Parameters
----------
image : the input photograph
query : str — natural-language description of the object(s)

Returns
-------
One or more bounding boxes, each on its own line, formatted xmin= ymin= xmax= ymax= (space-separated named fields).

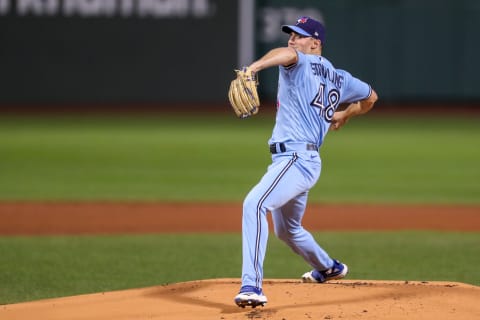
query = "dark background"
xmin=0 ymin=0 xmax=237 ymax=105
xmin=1 ymin=0 xmax=479 ymax=109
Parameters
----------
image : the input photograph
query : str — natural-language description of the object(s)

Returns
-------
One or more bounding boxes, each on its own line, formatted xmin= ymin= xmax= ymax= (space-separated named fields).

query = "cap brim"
xmin=281 ymin=25 xmax=312 ymax=37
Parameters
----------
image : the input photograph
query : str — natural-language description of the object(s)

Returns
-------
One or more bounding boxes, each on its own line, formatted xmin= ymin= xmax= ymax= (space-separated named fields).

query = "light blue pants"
xmin=241 ymin=149 xmax=334 ymax=289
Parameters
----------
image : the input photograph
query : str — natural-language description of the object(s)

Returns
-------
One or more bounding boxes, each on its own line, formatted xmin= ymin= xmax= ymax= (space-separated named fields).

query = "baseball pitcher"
xmin=228 ymin=16 xmax=378 ymax=308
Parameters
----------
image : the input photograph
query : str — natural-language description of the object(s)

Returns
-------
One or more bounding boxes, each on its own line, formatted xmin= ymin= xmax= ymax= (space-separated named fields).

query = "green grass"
xmin=0 ymin=113 xmax=479 ymax=304
xmin=0 ymin=114 xmax=271 ymax=201
xmin=0 ymin=113 xmax=479 ymax=204
xmin=316 ymin=115 xmax=480 ymax=203
xmin=0 ymin=231 xmax=478 ymax=304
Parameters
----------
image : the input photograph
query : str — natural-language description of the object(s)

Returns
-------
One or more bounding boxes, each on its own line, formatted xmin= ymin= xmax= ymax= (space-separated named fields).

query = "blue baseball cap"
xmin=282 ymin=16 xmax=325 ymax=44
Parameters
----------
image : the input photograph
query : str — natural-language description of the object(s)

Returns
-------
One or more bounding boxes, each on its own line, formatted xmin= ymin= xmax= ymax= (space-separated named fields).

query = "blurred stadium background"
xmin=1 ymin=0 xmax=479 ymax=109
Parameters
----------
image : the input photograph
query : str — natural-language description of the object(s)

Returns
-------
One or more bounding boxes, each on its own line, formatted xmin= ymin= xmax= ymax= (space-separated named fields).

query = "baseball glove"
xmin=228 ymin=67 xmax=260 ymax=118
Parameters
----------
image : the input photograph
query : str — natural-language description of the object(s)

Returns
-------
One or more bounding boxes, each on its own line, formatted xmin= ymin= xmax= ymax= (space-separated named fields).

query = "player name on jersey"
xmin=310 ymin=62 xmax=344 ymax=89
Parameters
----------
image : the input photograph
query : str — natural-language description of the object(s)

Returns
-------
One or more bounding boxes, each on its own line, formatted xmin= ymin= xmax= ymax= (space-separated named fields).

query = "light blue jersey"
xmin=239 ymin=51 xmax=373 ymax=294
xmin=234 ymin=15 xmax=378 ymax=308
xmin=270 ymin=51 xmax=372 ymax=148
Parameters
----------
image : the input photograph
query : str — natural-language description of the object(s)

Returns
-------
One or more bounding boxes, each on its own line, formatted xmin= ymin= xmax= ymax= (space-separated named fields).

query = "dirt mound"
xmin=1 ymin=202 xmax=479 ymax=319
xmin=2 ymin=279 xmax=479 ymax=320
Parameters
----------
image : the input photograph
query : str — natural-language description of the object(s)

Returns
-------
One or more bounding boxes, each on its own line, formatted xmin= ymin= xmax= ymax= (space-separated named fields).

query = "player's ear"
xmin=311 ymin=39 xmax=321 ymax=50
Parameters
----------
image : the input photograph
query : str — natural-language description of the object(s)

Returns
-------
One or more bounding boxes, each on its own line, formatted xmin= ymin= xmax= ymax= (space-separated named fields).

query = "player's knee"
xmin=242 ymin=194 xmax=264 ymax=214
xmin=274 ymin=225 xmax=291 ymax=242
xmin=274 ymin=226 xmax=302 ymax=243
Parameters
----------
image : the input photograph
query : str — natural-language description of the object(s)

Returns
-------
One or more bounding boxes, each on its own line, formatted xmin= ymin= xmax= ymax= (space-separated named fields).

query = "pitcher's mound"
xmin=2 ymin=279 xmax=479 ymax=319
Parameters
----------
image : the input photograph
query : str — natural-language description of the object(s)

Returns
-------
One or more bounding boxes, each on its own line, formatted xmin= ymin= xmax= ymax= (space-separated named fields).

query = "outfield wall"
xmin=0 ymin=0 xmax=479 ymax=107
xmin=256 ymin=0 xmax=480 ymax=102
xmin=0 ymin=0 xmax=239 ymax=105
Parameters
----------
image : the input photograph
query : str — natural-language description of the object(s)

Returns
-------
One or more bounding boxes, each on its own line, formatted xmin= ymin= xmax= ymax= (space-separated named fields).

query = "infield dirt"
xmin=0 ymin=202 xmax=479 ymax=319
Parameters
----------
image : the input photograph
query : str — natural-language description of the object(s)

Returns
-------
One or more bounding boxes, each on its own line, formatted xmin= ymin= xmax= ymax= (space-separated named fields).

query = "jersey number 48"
xmin=310 ymin=84 xmax=340 ymax=122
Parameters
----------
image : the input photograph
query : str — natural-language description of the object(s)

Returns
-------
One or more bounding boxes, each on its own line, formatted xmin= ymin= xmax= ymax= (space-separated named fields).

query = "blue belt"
xmin=269 ymin=143 xmax=318 ymax=154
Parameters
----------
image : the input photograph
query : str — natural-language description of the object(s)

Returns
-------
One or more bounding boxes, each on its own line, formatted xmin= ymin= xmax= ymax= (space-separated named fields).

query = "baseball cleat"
xmin=234 ymin=285 xmax=268 ymax=308
xmin=302 ymin=259 xmax=348 ymax=283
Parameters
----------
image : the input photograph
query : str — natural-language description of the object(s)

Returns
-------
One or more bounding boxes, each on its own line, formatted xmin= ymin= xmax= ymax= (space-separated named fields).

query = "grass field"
xmin=0 ymin=112 xmax=479 ymax=304
xmin=0 ymin=113 xmax=478 ymax=203
xmin=0 ymin=231 xmax=479 ymax=304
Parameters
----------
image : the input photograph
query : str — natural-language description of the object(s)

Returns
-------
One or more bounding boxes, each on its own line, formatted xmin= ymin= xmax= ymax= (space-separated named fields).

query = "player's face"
xmin=287 ymin=32 xmax=320 ymax=54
